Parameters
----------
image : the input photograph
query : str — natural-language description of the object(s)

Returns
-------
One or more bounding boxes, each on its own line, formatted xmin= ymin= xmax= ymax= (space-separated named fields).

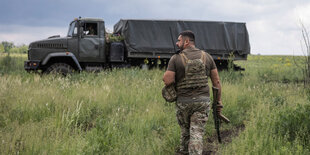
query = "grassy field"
xmin=0 ymin=53 xmax=309 ymax=154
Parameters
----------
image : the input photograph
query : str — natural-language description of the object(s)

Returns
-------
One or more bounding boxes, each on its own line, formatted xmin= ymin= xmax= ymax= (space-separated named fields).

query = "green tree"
xmin=1 ymin=41 xmax=14 ymax=56
xmin=19 ymin=44 xmax=28 ymax=53
xmin=9 ymin=44 xmax=28 ymax=54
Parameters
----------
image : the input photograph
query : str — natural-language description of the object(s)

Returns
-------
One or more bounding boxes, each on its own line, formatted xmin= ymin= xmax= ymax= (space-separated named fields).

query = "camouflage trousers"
xmin=175 ymin=96 xmax=210 ymax=155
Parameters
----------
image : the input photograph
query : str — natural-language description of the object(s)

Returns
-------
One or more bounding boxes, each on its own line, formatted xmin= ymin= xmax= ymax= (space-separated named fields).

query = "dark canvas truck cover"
xmin=114 ymin=19 xmax=250 ymax=60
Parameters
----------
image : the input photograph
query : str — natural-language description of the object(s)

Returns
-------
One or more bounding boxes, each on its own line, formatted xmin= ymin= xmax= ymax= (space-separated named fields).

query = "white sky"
xmin=0 ymin=0 xmax=310 ymax=55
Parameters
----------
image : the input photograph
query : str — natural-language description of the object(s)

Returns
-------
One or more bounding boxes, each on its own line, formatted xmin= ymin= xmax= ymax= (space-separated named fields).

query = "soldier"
xmin=87 ymin=24 xmax=96 ymax=35
xmin=163 ymin=30 xmax=223 ymax=155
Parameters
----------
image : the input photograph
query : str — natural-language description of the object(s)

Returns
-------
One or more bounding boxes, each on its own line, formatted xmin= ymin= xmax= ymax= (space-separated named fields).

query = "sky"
xmin=0 ymin=0 xmax=310 ymax=55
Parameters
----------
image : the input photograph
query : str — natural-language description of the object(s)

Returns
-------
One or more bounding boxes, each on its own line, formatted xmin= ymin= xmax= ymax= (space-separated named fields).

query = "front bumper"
xmin=24 ymin=60 xmax=41 ymax=70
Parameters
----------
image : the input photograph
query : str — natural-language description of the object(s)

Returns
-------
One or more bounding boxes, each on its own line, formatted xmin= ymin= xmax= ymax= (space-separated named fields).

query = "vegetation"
xmin=0 ymin=41 xmax=28 ymax=54
xmin=106 ymin=34 xmax=125 ymax=43
xmin=0 ymin=54 xmax=309 ymax=154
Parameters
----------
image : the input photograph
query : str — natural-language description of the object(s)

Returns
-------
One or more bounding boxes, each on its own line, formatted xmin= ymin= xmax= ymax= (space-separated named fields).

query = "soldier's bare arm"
xmin=210 ymin=68 xmax=222 ymax=102
xmin=163 ymin=71 xmax=175 ymax=86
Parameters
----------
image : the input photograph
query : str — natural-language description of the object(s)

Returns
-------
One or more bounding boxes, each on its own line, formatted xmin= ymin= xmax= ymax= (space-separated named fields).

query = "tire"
xmin=44 ymin=63 xmax=74 ymax=76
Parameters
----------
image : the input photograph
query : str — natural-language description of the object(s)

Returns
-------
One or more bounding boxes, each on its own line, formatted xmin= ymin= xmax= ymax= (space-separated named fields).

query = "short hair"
xmin=179 ymin=30 xmax=195 ymax=42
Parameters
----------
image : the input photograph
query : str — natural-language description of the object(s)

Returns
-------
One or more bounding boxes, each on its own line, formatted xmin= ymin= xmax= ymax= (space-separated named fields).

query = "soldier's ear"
xmin=184 ymin=38 xmax=190 ymax=44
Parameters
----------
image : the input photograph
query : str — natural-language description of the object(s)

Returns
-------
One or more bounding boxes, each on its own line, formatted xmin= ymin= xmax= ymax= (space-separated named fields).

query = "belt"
xmin=177 ymin=96 xmax=210 ymax=103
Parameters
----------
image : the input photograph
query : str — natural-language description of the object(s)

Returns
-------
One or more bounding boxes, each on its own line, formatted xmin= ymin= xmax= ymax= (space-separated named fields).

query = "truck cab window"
xmin=73 ymin=27 xmax=77 ymax=35
xmin=84 ymin=23 xmax=98 ymax=36
xmin=67 ymin=21 xmax=77 ymax=37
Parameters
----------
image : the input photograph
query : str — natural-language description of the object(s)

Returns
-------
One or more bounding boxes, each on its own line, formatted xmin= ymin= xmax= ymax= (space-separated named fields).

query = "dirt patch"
xmin=203 ymin=124 xmax=245 ymax=155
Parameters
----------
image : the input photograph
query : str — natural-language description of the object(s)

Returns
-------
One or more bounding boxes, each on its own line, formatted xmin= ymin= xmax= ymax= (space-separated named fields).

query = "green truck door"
xmin=79 ymin=22 xmax=100 ymax=60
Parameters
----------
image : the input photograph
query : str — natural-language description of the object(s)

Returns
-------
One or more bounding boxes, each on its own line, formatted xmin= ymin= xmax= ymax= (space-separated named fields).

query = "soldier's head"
xmin=176 ymin=30 xmax=195 ymax=50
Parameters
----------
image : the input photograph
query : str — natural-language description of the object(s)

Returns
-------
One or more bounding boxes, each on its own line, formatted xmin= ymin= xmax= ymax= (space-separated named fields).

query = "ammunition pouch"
xmin=162 ymin=84 xmax=177 ymax=102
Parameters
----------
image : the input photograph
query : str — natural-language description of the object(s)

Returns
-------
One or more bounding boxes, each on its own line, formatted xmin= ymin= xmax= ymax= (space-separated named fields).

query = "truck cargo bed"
xmin=114 ymin=19 xmax=250 ymax=60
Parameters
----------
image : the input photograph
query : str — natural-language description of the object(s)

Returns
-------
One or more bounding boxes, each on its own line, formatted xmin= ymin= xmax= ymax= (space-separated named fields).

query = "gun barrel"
xmin=212 ymin=87 xmax=221 ymax=143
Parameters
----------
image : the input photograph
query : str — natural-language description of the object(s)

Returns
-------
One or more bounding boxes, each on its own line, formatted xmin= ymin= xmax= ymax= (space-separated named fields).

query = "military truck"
xmin=24 ymin=17 xmax=250 ymax=74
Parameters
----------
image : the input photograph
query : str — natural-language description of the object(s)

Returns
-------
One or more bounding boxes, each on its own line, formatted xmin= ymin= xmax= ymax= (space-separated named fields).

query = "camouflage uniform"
xmin=167 ymin=47 xmax=216 ymax=155
xmin=176 ymin=96 xmax=210 ymax=155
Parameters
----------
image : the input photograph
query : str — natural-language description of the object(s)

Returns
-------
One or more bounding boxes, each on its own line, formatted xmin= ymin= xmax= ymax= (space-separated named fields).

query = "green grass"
xmin=0 ymin=54 xmax=309 ymax=154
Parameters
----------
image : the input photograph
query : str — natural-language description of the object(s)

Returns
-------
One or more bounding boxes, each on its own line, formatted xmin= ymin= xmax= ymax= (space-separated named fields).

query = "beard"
xmin=177 ymin=42 xmax=184 ymax=51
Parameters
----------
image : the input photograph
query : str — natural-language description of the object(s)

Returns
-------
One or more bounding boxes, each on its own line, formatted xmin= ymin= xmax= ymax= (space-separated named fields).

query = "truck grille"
xmin=37 ymin=43 xmax=64 ymax=49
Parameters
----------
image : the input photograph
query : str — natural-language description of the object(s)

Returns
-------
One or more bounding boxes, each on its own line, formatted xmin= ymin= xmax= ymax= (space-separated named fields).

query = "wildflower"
xmin=272 ymin=64 xmax=279 ymax=68
xmin=285 ymin=63 xmax=291 ymax=67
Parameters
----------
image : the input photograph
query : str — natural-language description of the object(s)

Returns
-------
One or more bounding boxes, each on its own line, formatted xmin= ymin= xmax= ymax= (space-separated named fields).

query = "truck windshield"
xmin=67 ymin=21 xmax=77 ymax=37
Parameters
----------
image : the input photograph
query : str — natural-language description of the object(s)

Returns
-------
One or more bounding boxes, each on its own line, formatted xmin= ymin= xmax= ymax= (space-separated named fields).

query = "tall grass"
xmin=220 ymin=55 xmax=310 ymax=154
xmin=0 ymin=53 xmax=26 ymax=74
xmin=0 ymin=54 xmax=309 ymax=154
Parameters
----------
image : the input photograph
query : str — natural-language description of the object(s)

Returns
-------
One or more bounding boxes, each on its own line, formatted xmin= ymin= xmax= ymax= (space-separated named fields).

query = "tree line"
xmin=0 ymin=41 xmax=28 ymax=54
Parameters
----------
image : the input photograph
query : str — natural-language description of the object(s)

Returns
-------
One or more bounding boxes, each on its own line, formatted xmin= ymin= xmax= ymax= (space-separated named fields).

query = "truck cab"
xmin=68 ymin=18 xmax=106 ymax=63
xmin=25 ymin=17 xmax=107 ymax=74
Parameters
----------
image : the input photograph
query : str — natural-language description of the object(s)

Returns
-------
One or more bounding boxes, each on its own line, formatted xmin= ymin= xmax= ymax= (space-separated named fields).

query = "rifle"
xmin=212 ymin=86 xmax=230 ymax=143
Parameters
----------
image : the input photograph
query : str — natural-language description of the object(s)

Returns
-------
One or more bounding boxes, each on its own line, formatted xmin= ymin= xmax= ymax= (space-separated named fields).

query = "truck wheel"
xmin=44 ymin=63 xmax=74 ymax=75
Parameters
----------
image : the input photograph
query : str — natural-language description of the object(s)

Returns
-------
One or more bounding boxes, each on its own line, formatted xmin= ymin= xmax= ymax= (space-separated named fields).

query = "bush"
xmin=0 ymin=54 xmax=26 ymax=74
xmin=274 ymin=104 xmax=310 ymax=147
xmin=9 ymin=45 xmax=28 ymax=54
xmin=219 ymin=70 xmax=243 ymax=83
xmin=0 ymin=55 xmax=16 ymax=73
